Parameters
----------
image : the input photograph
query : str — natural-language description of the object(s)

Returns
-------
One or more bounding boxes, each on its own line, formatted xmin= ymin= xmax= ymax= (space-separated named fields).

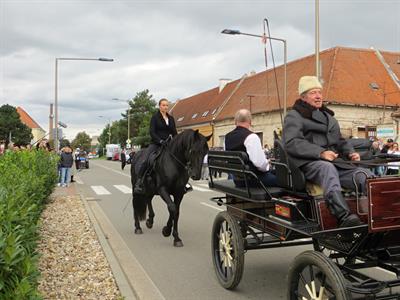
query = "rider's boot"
xmin=326 ymin=191 xmax=362 ymax=228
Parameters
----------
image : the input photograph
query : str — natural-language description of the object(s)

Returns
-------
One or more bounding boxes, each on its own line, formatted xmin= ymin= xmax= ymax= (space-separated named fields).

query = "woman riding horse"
xmin=134 ymin=98 xmax=177 ymax=193
xmin=131 ymin=129 xmax=211 ymax=246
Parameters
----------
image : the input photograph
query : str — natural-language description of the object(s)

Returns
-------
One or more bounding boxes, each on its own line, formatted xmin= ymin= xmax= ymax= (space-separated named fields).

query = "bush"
xmin=0 ymin=150 xmax=58 ymax=299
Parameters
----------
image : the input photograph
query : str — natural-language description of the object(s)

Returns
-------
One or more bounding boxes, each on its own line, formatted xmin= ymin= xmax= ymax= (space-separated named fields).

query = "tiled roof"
xmin=214 ymin=46 xmax=400 ymax=121
xmin=170 ymin=77 xmax=244 ymax=127
xmin=17 ymin=107 xmax=43 ymax=130
xmin=172 ymin=46 xmax=400 ymax=126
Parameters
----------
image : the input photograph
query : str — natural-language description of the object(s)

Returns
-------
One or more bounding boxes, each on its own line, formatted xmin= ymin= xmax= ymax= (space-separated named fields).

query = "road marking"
xmin=114 ymin=185 xmax=132 ymax=194
xmin=193 ymin=185 xmax=210 ymax=192
xmin=91 ymin=161 xmax=131 ymax=178
xmin=200 ymin=202 xmax=223 ymax=211
xmin=197 ymin=183 xmax=210 ymax=188
xmin=91 ymin=185 xmax=111 ymax=195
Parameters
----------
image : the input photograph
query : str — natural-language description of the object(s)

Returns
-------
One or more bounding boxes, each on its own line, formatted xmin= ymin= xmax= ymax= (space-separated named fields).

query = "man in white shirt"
xmin=225 ymin=109 xmax=277 ymax=187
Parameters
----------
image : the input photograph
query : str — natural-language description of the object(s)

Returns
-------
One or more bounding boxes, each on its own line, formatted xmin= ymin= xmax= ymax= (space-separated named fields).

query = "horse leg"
xmin=132 ymin=197 xmax=143 ymax=234
xmin=172 ymin=193 xmax=184 ymax=247
xmin=146 ymin=198 xmax=155 ymax=229
xmin=158 ymin=187 xmax=175 ymax=238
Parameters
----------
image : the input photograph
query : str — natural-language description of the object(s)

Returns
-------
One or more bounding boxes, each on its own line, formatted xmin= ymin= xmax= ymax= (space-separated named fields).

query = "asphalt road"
xmin=74 ymin=158 xmax=316 ymax=300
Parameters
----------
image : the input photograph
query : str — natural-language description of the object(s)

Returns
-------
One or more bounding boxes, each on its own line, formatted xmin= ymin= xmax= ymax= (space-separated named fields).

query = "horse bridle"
xmin=163 ymin=144 xmax=192 ymax=173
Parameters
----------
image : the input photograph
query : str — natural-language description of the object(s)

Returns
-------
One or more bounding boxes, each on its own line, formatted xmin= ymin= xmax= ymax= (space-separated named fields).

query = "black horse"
xmin=130 ymin=129 xmax=211 ymax=247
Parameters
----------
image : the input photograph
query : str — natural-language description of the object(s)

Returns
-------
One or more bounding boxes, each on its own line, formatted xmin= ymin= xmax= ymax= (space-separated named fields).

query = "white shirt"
xmin=244 ymin=133 xmax=270 ymax=172
xmin=224 ymin=133 xmax=270 ymax=172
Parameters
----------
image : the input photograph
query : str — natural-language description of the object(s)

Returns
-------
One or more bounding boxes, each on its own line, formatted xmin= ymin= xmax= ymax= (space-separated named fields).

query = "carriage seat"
xmin=273 ymin=135 xmax=370 ymax=197
xmin=207 ymin=150 xmax=285 ymax=201
xmin=210 ymin=179 xmax=285 ymax=201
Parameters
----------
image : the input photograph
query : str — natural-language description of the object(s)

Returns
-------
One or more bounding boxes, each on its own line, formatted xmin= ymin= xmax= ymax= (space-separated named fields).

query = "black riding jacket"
xmin=150 ymin=110 xmax=177 ymax=145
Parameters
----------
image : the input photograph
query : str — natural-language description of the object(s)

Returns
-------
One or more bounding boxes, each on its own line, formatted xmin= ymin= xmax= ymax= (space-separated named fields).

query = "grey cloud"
xmin=1 ymin=0 xmax=399 ymax=140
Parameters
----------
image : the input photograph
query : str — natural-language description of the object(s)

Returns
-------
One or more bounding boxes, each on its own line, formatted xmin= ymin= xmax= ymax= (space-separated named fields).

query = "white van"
xmin=106 ymin=144 xmax=120 ymax=160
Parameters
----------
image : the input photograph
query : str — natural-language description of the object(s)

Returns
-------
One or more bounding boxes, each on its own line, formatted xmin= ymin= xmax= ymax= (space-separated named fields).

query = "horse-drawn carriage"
xmin=207 ymin=140 xmax=400 ymax=299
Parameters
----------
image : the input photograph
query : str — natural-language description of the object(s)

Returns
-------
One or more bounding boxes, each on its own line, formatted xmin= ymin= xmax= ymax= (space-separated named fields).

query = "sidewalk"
xmin=37 ymin=183 xmax=134 ymax=299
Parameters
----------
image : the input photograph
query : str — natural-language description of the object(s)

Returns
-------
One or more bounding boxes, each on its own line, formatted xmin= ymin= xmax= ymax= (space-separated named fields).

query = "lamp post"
xmin=98 ymin=116 xmax=112 ymax=144
xmin=369 ymin=83 xmax=400 ymax=123
xmin=221 ymin=23 xmax=287 ymax=118
xmin=54 ymin=57 xmax=113 ymax=152
xmin=112 ymin=98 xmax=132 ymax=143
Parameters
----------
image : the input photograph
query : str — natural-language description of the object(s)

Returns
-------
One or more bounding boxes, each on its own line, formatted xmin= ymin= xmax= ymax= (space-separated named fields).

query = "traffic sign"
xmin=126 ymin=139 xmax=131 ymax=144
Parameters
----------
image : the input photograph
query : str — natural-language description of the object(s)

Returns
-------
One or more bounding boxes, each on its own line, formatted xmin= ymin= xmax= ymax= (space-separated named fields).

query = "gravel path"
xmin=37 ymin=194 xmax=122 ymax=299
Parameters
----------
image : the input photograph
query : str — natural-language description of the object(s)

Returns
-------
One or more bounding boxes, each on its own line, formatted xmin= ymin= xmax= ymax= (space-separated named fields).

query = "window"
xmin=192 ymin=113 xmax=198 ymax=119
xmin=177 ymin=117 xmax=184 ymax=122
xmin=202 ymin=110 xmax=209 ymax=117
xmin=211 ymin=108 xmax=218 ymax=115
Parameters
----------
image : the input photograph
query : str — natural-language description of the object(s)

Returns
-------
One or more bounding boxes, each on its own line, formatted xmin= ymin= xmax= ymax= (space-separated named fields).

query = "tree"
xmin=0 ymin=104 xmax=33 ymax=145
xmin=128 ymin=90 xmax=157 ymax=147
xmin=59 ymin=138 xmax=71 ymax=148
xmin=71 ymin=132 xmax=91 ymax=152
xmin=97 ymin=89 xmax=157 ymax=149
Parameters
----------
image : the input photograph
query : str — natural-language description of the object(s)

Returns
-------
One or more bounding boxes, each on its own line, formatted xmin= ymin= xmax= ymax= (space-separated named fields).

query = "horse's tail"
xmin=133 ymin=195 xmax=147 ymax=221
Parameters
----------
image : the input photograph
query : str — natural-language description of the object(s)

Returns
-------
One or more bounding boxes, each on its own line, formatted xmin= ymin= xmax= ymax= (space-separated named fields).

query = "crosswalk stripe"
xmin=91 ymin=185 xmax=111 ymax=195
xmin=197 ymin=183 xmax=209 ymax=188
xmin=192 ymin=185 xmax=210 ymax=192
xmin=113 ymin=185 xmax=132 ymax=194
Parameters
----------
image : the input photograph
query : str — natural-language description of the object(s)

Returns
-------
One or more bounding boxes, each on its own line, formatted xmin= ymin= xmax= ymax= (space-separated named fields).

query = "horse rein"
xmin=162 ymin=142 xmax=191 ymax=172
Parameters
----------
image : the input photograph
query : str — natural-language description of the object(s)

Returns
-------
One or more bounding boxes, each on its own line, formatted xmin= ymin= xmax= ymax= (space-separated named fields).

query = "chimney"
xmin=219 ymin=78 xmax=232 ymax=93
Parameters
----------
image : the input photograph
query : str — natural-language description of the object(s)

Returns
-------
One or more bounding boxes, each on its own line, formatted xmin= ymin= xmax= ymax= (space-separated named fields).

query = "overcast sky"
xmin=1 ymin=0 xmax=399 ymax=140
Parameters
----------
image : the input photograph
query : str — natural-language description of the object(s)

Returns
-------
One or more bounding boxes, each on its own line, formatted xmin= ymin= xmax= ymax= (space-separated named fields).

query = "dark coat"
xmin=150 ymin=110 xmax=177 ymax=145
xmin=60 ymin=152 xmax=74 ymax=168
xmin=283 ymin=99 xmax=355 ymax=169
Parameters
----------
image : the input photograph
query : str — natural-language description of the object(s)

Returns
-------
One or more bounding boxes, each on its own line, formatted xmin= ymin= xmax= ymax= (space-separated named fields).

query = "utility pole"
xmin=315 ymin=0 xmax=320 ymax=79
xmin=49 ymin=103 xmax=54 ymax=143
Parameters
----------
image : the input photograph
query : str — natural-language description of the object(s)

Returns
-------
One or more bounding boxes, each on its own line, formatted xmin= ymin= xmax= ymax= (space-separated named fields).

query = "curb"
xmin=79 ymin=192 xmax=165 ymax=300
xmin=80 ymin=193 xmax=137 ymax=300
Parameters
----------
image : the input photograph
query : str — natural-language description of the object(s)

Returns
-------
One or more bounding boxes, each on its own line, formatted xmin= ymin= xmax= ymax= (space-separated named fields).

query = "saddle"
xmin=134 ymin=146 xmax=164 ymax=194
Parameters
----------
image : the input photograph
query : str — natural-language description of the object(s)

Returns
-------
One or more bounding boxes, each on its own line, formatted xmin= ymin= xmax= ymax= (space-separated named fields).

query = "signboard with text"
xmin=376 ymin=125 xmax=395 ymax=138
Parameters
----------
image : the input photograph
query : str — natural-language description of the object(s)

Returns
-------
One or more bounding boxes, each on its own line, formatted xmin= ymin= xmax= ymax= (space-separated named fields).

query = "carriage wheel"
xmin=287 ymin=250 xmax=351 ymax=300
xmin=211 ymin=211 xmax=244 ymax=290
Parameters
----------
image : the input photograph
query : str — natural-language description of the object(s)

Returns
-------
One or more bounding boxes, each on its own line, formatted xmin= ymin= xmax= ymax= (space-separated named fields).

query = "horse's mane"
xmin=169 ymin=130 xmax=195 ymax=154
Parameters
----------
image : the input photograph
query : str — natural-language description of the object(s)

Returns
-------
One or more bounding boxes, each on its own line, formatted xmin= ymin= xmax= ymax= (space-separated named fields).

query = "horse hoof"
xmin=146 ymin=220 xmax=153 ymax=229
xmin=162 ymin=226 xmax=171 ymax=237
xmin=174 ymin=240 xmax=184 ymax=247
xmin=135 ymin=228 xmax=143 ymax=234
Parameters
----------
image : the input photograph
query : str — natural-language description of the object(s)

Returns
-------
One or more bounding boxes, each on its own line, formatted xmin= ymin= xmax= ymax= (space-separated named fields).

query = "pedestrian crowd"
xmin=0 ymin=138 xmax=89 ymax=187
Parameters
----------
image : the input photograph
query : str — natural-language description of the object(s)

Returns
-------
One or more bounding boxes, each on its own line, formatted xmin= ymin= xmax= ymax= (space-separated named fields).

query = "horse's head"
xmin=186 ymin=130 xmax=211 ymax=180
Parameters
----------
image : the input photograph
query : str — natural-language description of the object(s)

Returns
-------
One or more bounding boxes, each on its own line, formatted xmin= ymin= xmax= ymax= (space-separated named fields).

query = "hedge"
xmin=0 ymin=150 xmax=58 ymax=299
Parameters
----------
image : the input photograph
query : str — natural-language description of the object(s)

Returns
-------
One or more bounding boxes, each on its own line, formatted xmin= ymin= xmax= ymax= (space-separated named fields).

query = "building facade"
xmin=172 ymin=47 xmax=400 ymax=147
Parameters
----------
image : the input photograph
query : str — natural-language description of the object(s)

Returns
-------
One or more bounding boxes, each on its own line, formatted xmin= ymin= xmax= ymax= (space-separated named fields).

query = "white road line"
xmin=200 ymin=202 xmax=223 ymax=211
xmin=193 ymin=185 xmax=210 ymax=192
xmin=114 ymin=185 xmax=132 ymax=194
xmin=91 ymin=161 xmax=131 ymax=178
xmin=91 ymin=185 xmax=111 ymax=195
xmin=197 ymin=183 xmax=210 ymax=188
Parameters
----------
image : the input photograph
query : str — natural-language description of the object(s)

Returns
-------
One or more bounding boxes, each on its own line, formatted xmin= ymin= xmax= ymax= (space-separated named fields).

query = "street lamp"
xmin=98 ymin=116 xmax=112 ymax=144
xmin=112 ymin=98 xmax=132 ymax=144
xmin=369 ymin=83 xmax=400 ymax=123
xmin=54 ymin=57 xmax=114 ymax=152
xmin=222 ymin=19 xmax=287 ymax=120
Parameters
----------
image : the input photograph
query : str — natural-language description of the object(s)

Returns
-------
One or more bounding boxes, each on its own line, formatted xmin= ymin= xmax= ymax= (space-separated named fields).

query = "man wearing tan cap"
xmin=282 ymin=76 xmax=373 ymax=228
